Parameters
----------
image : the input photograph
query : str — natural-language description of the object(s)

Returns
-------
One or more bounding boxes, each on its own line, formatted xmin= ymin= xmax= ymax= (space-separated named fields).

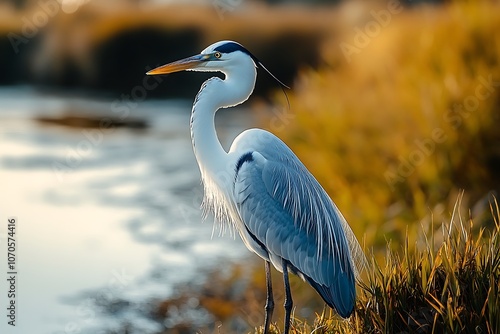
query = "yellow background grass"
xmin=265 ymin=0 xmax=500 ymax=252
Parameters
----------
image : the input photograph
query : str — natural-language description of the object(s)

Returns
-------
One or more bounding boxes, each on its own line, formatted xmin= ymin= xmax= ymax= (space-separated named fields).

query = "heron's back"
xmin=230 ymin=128 xmax=363 ymax=317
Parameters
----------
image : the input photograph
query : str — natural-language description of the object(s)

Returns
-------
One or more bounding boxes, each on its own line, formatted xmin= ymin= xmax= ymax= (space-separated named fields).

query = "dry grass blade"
xmin=257 ymin=196 xmax=500 ymax=334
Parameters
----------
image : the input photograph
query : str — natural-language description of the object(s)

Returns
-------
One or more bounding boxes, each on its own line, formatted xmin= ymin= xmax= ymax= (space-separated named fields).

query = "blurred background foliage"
xmin=268 ymin=0 xmax=500 ymax=252
xmin=2 ymin=0 xmax=499 ymax=331
xmin=1 ymin=0 xmax=330 ymax=97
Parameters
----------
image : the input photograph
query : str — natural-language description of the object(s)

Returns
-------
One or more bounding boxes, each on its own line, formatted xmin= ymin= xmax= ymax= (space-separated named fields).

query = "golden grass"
xmin=267 ymin=0 xmax=500 ymax=252
xmin=253 ymin=196 xmax=500 ymax=333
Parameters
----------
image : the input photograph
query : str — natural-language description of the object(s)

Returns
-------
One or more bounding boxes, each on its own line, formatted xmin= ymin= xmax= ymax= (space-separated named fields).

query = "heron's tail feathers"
xmin=304 ymin=274 xmax=355 ymax=318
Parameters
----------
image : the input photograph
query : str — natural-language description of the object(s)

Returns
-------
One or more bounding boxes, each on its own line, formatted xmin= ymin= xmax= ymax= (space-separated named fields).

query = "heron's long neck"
xmin=190 ymin=67 xmax=256 ymax=179
xmin=190 ymin=78 xmax=227 ymax=176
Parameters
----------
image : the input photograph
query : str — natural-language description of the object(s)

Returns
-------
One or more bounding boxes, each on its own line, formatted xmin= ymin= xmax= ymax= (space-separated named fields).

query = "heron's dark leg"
xmin=263 ymin=260 xmax=274 ymax=334
xmin=282 ymin=259 xmax=293 ymax=334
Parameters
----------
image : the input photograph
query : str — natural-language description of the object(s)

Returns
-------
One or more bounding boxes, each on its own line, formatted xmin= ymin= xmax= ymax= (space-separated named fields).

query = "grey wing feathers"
xmin=232 ymin=130 xmax=363 ymax=317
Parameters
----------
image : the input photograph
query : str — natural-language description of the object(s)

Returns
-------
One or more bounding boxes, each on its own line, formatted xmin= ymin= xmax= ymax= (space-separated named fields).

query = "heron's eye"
xmin=214 ymin=52 xmax=222 ymax=59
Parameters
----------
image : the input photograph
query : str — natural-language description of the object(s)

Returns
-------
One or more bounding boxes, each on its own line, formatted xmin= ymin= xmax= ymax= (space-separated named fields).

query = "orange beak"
xmin=146 ymin=54 xmax=207 ymax=75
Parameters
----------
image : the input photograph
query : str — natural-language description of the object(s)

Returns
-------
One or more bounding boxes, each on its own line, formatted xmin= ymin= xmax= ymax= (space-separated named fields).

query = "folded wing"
xmin=232 ymin=129 xmax=364 ymax=317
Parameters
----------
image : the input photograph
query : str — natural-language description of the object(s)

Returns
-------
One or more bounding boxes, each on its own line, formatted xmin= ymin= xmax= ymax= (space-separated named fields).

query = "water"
xmin=0 ymin=87 xmax=253 ymax=333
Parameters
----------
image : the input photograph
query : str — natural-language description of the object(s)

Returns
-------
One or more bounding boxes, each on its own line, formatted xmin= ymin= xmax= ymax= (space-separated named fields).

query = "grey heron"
xmin=147 ymin=40 xmax=364 ymax=333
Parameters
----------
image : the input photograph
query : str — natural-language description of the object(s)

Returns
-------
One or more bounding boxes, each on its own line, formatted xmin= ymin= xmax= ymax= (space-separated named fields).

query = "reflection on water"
xmin=0 ymin=87 xmax=253 ymax=334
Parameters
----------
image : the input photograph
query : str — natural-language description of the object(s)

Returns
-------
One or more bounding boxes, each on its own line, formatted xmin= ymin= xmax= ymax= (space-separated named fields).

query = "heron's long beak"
xmin=146 ymin=54 xmax=207 ymax=75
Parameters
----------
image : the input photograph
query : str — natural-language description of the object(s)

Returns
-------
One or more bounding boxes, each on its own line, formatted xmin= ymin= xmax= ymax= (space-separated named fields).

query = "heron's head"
xmin=146 ymin=40 xmax=258 ymax=75
xmin=146 ymin=40 xmax=288 ymax=88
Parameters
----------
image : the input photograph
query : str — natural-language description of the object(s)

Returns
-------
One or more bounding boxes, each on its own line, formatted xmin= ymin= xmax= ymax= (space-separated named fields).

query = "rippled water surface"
xmin=0 ymin=87 xmax=254 ymax=333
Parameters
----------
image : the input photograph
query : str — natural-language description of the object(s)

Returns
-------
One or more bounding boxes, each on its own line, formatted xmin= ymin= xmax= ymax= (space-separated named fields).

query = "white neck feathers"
xmin=189 ymin=58 xmax=257 ymax=176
